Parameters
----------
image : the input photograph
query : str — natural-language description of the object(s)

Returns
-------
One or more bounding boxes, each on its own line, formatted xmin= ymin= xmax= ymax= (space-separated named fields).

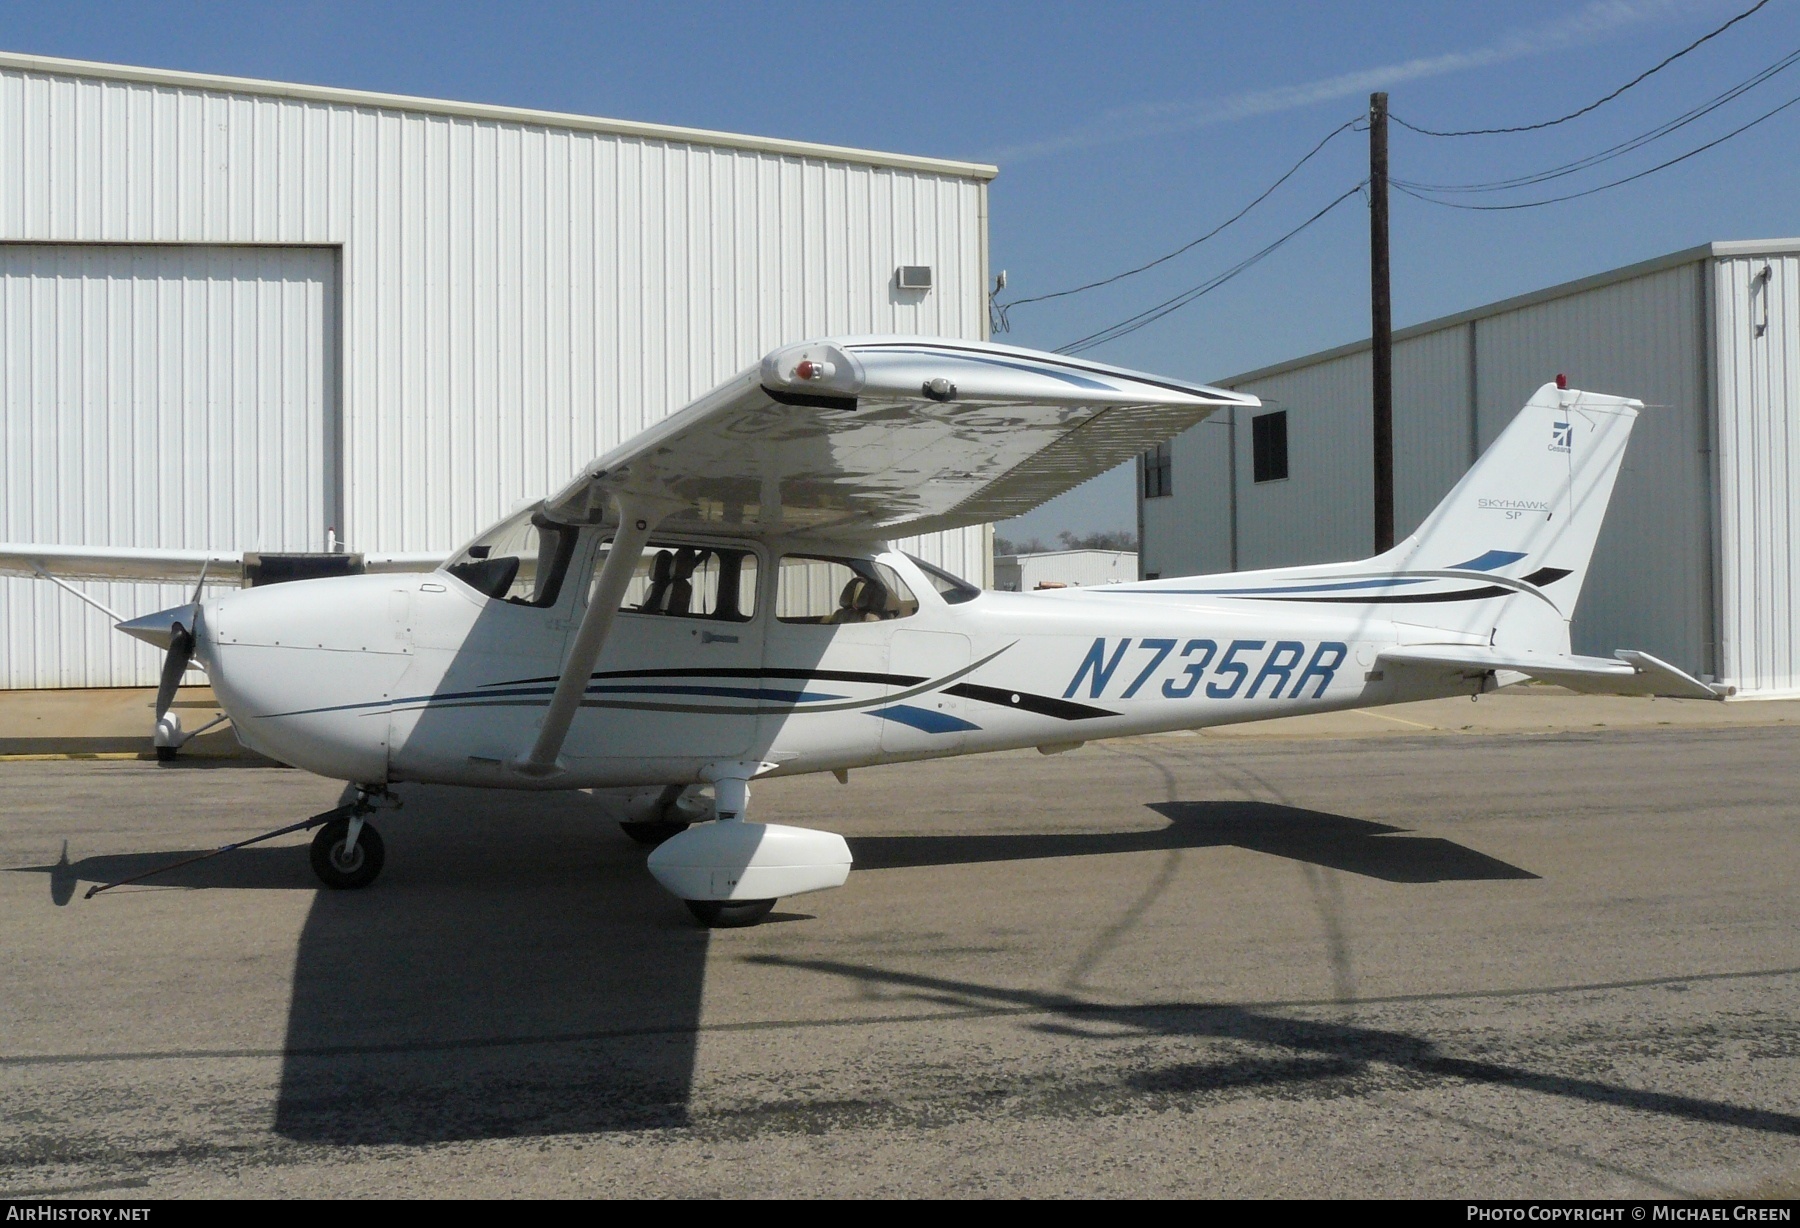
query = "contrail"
xmin=986 ymin=0 xmax=1708 ymax=164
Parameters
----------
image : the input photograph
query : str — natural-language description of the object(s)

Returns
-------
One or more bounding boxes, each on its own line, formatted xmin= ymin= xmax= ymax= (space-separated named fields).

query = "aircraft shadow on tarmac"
xmin=17 ymin=792 xmax=1529 ymax=1145
xmin=746 ymin=957 xmax=1800 ymax=1143
xmin=20 ymin=785 xmax=715 ymax=1144
xmin=847 ymin=800 xmax=1538 ymax=883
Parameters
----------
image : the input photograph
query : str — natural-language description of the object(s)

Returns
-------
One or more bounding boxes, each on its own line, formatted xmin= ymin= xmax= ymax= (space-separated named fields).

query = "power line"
xmin=1392 ymin=0 xmax=1772 ymax=137
xmin=1056 ymin=182 xmax=1367 ymax=355
xmin=1392 ymin=87 xmax=1800 ymax=210
xmin=1394 ymin=44 xmax=1800 ymax=193
xmin=997 ymin=117 xmax=1360 ymax=324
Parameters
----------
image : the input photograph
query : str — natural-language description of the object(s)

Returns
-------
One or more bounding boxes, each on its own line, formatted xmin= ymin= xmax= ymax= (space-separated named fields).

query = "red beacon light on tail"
xmin=1555 ymin=373 xmax=1568 ymax=390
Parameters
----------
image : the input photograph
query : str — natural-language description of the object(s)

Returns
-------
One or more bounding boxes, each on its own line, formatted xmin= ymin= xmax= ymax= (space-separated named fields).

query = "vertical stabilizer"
xmin=1389 ymin=381 xmax=1639 ymax=623
xmin=1128 ymin=382 xmax=1641 ymax=655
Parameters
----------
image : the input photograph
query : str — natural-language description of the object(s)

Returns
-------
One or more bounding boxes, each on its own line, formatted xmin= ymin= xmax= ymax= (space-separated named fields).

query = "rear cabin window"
xmin=445 ymin=510 xmax=578 ymax=607
xmin=604 ymin=541 xmax=759 ymax=621
xmin=776 ymin=556 xmax=918 ymax=624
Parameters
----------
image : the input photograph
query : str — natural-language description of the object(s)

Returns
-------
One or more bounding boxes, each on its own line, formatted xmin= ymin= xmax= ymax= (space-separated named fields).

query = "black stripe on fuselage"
xmin=1254 ymin=567 xmax=1571 ymax=605
xmin=945 ymin=682 xmax=1116 ymax=721
xmin=490 ymin=666 xmax=927 ymax=688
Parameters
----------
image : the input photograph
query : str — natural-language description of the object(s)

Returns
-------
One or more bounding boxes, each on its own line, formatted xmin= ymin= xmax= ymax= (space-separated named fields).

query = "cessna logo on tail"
xmin=1550 ymin=421 xmax=1573 ymax=453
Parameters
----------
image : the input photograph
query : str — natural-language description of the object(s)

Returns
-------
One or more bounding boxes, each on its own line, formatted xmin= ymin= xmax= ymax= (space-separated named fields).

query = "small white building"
xmin=1139 ymin=239 xmax=1800 ymax=699
xmin=994 ymin=549 xmax=1137 ymax=592
xmin=0 ymin=52 xmax=997 ymax=688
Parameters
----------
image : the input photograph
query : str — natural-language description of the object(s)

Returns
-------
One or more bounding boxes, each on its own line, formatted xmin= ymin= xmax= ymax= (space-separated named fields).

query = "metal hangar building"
xmin=0 ymin=52 xmax=997 ymax=689
xmin=1138 ymin=240 xmax=1800 ymax=699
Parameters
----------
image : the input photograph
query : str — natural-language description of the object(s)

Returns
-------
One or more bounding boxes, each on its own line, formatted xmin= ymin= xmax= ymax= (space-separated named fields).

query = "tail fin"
xmin=1386 ymin=381 xmax=1640 ymax=633
xmin=1136 ymin=382 xmax=1641 ymax=654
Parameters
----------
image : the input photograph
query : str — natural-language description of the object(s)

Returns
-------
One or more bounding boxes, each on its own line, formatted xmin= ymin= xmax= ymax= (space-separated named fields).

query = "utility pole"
xmin=1369 ymin=91 xmax=1394 ymax=554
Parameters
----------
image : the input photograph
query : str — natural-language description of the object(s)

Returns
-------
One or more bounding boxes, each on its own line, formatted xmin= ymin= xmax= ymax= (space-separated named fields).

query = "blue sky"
xmin=8 ymin=1 xmax=1798 ymax=542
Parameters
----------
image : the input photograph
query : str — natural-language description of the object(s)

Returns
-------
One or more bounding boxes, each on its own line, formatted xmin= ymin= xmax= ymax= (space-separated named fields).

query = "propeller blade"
xmin=135 ymin=564 xmax=210 ymax=758
xmin=153 ymin=623 xmax=194 ymax=725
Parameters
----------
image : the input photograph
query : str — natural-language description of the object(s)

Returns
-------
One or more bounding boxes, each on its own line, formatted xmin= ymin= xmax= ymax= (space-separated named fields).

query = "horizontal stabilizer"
xmin=1378 ymin=645 xmax=1727 ymax=700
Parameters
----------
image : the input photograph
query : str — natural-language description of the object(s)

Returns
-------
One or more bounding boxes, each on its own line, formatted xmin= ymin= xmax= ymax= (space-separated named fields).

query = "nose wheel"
xmin=310 ymin=815 xmax=385 ymax=889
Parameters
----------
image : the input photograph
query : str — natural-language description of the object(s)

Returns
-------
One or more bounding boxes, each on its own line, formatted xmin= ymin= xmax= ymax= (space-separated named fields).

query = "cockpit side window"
xmin=602 ymin=540 xmax=760 ymax=622
xmin=444 ymin=509 xmax=579 ymax=607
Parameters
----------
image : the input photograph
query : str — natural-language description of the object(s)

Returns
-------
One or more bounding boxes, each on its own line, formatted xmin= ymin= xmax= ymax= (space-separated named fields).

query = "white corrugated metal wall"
xmin=1 ymin=244 xmax=337 ymax=686
xmin=1714 ymin=252 xmax=1800 ymax=697
xmin=1139 ymin=413 xmax=1232 ymax=578
xmin=1229 ymin=351 xmax=1373 ymax=569
xmin=0 ymin=56 xmax=993 ymax=687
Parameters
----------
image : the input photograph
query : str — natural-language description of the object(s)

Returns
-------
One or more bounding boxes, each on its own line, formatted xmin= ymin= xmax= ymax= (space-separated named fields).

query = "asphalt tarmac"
xmin=2 ymin=705 xmax=1798 ymax=1197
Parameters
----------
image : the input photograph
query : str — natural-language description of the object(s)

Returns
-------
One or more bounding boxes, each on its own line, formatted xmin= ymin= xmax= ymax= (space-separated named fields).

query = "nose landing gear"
xmin=82 ymin=785 xmax=399 ymax=899
xmin=307 ymin=787 xmax=396 ymax=890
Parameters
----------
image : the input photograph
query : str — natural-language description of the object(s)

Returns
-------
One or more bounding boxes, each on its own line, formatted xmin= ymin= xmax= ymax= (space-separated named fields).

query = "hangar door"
xmin=0 ymin=244 xmax=339 ymax=688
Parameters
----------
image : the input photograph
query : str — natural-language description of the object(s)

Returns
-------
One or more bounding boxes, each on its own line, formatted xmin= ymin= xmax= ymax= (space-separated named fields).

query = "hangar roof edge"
xmin=0 ymin=49 xmax=1001 ymax=182
xmin=1214 ymin=238 xmax=1800 ymax=389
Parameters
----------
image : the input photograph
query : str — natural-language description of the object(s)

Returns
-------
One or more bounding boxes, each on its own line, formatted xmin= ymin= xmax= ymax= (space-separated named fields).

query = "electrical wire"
xmin=996 ymin=117 xmax=1361 ymax=324
xmin=1392 ymin=86 xmax=1800 ymax=210
xmin=1394 ymin=44 xmax=1800 ymax=193
xmin=1391 ymin=0 xmax=1772 ymax=137
xmin=1056 ymin=182 xmax=1367 ymax=355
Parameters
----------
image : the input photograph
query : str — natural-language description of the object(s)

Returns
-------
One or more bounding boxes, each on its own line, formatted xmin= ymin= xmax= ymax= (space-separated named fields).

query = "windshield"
xmin=444 ymin=507 xmax=579 ymax=607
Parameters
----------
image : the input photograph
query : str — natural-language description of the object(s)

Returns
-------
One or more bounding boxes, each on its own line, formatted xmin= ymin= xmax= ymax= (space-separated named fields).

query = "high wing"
xmin=543 ymin=337 xmax=1255 ymax=539
xmin=0 ymin=544 xmax=444 ymax=585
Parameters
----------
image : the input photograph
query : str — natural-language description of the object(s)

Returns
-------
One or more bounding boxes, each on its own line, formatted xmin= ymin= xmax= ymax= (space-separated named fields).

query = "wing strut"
xmin=514 ymin=493 xmax=677 ymax=777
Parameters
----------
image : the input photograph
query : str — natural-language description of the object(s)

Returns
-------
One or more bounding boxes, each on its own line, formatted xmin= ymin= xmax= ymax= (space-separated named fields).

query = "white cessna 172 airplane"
xmin=1 ymin=337 xmax=1724 ymax=925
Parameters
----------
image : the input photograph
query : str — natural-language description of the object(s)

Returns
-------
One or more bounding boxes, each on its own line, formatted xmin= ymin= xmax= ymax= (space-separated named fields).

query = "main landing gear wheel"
xmin=685 ymin=898 xmax=776 ymax=928
xmin=310 ymin=816 xmax=385 ymax=889
xmin=620 ymin=817 xmax=691 ymax=847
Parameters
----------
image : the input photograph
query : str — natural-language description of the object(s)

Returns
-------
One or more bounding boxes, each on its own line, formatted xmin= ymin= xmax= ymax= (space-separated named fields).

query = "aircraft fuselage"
xmin=201 ymin=533 xmax=1480 ymax=789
